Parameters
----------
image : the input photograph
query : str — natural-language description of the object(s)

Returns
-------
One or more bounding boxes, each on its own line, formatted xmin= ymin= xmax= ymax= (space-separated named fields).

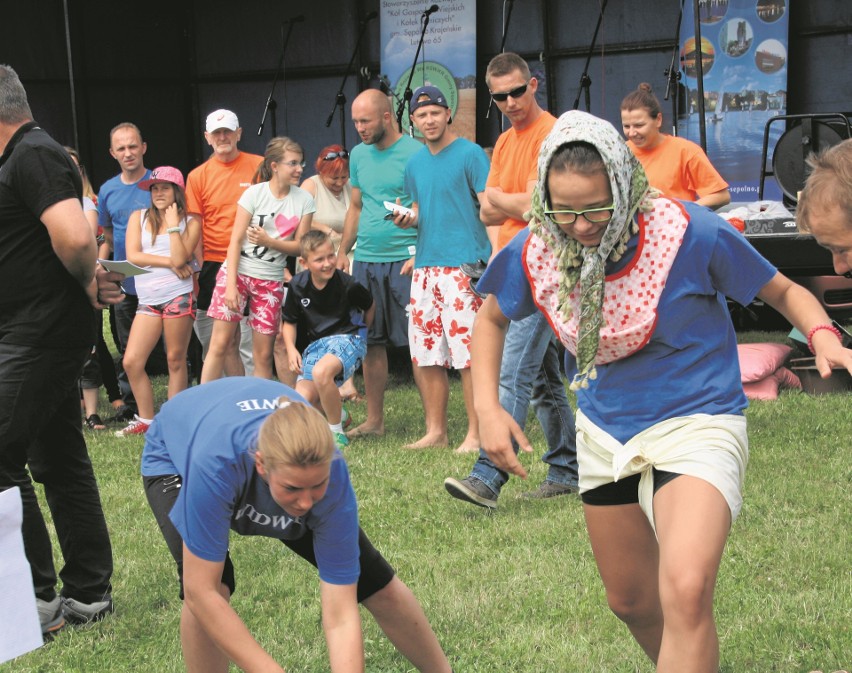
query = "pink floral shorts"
xmin=408 ymin=266 xmax=482 ymax=369
xmin=207 ymin=268 xmax=284 ymax=336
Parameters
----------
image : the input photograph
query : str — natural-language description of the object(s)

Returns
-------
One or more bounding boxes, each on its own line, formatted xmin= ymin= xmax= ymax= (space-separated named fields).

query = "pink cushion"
xmin=737 ymin=343 xmax=793 ymax=383
xmin=742 ymin=366 xmax=802 ymax=400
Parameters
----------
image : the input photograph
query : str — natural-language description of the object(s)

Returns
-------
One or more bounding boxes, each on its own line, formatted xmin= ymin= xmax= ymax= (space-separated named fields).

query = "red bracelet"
xmin=806 ymin=324 xmax=842 ymax=355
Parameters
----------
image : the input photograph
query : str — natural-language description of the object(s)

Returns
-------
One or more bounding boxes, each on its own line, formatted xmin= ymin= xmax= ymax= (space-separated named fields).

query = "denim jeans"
xmin=0 ymin=343 xmax=113 ymax=603
xmin=470 ymin=311 xmax=578 ymax=494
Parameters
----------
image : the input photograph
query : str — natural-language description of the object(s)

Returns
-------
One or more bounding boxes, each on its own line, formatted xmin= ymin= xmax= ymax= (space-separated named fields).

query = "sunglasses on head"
xmin=490 ymin=81 xmax=529 ymax=102
xmin=323 ymin=150 xmax=349 ymax=161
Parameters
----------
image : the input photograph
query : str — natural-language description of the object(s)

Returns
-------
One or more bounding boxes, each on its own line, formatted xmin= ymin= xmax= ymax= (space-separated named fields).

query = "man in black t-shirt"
xmin=0 ymin=64 xmax=117 ymax=637
xmin=281 ymin=231 xmax=374 ymax=449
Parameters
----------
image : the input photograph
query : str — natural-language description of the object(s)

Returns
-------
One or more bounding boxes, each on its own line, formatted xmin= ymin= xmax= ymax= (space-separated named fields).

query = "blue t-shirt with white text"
xmin=141 ymin=378 xmax=360 ymax=586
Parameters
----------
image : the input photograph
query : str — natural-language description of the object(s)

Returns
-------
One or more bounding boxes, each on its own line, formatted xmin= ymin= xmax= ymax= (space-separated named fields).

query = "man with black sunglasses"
xmin=444 ymin=53 xmax=580 ymax=509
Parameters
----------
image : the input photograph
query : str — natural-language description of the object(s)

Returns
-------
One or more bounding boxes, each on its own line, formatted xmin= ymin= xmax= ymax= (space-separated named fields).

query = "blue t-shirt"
xmin=404 ymin=138 xmax=491 ymax=269
xmin=141 ymin=378 xmax=360 ymax=586
xmin=479 ymin=201 xmax=778 ymax=444
xmin=97 ymin=170 xmax=152 ymax=295
xmin=349 ymin=135 xmax=420 ymax=262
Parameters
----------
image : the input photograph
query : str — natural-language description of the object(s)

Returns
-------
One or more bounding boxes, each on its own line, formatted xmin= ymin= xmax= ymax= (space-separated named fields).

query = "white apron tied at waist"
xmin=576 ymin=410 xmax=749 ymax=535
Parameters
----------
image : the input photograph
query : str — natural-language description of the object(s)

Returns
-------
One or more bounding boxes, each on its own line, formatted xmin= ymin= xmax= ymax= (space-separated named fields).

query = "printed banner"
xmin=680 ymin=0 xmax=789 ymax=200
xmin=380 ymin=1 xmax=477 ymax=142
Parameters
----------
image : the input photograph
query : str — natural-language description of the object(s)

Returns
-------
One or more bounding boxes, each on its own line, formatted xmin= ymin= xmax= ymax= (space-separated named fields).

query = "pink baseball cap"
xmin=138 ymin=166 xmax=185 ymax=191
xmin=205 ymin=109 xmax=239 ymax=133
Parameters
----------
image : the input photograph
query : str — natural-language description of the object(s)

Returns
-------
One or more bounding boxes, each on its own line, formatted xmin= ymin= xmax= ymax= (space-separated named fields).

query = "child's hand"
xmin=224 ymin=287 xmax=240 ymax=312
xmin=288 ymin=352 xmax=303 ymax=374
xmin=171 ymin=263 xmax=192 ymax=279
xmin=246 ymin=224 xmax=269 ymax=247
xmin=164 ymin=202 xmax=180 ymax=228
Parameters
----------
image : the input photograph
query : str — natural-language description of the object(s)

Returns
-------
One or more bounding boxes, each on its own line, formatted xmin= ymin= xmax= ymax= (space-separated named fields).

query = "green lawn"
xmin=5 ymin=333 xmax=851 ymax=672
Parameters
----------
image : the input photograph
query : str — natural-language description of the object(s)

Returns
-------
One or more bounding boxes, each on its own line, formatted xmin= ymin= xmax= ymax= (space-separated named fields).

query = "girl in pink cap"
xmin=117 ymin=166 xmax=201 ymax=437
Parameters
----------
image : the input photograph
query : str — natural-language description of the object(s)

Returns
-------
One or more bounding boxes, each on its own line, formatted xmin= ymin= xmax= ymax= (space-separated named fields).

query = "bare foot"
xmin=346 ymin=422 xmax=385 ymax=439
xmin=403 ymin=433 xmax=449 ymax=449
xmin=339 ymin=382 xmax=363 ymax=403
xmin=453 ymin=438 xmax=481 ymax=454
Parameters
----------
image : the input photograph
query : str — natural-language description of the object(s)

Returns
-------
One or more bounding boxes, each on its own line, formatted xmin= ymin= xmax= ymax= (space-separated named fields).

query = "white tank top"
xmin=133 ymin=209 xmax=193 ymax=305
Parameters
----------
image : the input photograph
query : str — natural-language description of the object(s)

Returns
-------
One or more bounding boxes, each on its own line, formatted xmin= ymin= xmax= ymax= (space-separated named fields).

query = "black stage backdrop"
xmin=1 ymin=0 xmax=849 ymax=191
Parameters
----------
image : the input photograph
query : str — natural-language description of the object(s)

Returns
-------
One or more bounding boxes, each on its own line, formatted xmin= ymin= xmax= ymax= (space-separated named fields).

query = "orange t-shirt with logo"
xmin=186 ymin=152 xmax=263 ymax=262
xmin=488 ymin=111 xmax=556 ymax=250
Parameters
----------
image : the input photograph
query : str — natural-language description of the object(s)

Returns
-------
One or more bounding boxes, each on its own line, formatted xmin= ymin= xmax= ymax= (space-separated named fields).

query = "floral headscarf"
xmin=528 ymin=110 xmax=657 ymax=389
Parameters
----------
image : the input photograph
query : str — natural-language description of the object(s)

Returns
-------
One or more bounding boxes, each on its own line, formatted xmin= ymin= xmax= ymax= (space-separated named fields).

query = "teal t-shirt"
xmin=404 ymin=137 xmax=491 ymax=268
xmin=349 ymin=135 xmax=420 ymax=262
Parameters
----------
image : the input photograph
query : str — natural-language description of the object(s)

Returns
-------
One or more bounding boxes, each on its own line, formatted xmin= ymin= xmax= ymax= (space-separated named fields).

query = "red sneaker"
xmin=114 ymin=416 xmax=151 ymax=437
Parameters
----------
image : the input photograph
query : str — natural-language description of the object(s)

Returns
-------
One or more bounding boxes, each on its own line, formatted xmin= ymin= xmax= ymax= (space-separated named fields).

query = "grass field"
xmin=4 ymin=331 xmax=851 ymax=672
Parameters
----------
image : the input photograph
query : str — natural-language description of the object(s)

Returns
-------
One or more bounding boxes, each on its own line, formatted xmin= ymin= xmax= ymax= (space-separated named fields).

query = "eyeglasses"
xmin=323 ymin=150 xmax=349 ymax=161
xmin=489 ymin=81 xmax=529 ymax=102
xmin=543 ymin=203 xmax=615 ymax=226
xmin=282 ymin=160 xmax=306 ymax=168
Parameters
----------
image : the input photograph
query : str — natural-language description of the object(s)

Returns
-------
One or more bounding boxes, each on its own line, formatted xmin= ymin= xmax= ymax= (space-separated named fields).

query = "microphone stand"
xmin=572 ymin=0 xmax=609 ymax=112
xmin=326 ymin=13 xmax=376 ymax=149
xmin=664 ymin=0 xmax=686 ymax=136
xmin=486 ymin=0 xmax=515 ymax=122
xmin=257 ymin=20 xmax=298 ymax=137
xmin=396 ymin=10 xmax=434 ymax=130
xmin=691 ymin=0 xmax=707 ymax=152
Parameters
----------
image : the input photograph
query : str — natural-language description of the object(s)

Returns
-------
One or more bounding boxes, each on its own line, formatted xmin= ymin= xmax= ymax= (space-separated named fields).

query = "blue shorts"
xmin=351 ymin=260 xmax=412 ymax=348
xmin=299 ymin=335 xmax=367 ymax=386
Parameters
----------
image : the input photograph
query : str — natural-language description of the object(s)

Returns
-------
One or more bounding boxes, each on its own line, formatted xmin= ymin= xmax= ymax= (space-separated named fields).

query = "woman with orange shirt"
xmin=621 ymin=83 xmax=731 ymax=210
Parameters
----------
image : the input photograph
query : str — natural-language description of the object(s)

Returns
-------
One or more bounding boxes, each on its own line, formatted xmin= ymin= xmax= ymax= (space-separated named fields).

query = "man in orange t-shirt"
xmin=186 ymin=109 xmax=262 ymax=376
xmin=444 ymin=53 xmax=579 ymax=509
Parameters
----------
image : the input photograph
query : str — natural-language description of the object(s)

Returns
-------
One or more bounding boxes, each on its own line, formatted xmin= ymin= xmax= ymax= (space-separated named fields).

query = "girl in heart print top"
xmin=203 ymin=137 xmax=316 ymax=382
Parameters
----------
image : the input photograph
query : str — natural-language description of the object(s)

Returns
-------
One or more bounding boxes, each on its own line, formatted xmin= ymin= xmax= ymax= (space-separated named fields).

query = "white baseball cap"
xmin=205 ymin=109 xmax=239 ymax=133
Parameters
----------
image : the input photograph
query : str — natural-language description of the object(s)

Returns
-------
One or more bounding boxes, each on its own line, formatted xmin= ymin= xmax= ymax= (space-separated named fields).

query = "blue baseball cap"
xmin=409 ymin=85 xmax=450 ymax=115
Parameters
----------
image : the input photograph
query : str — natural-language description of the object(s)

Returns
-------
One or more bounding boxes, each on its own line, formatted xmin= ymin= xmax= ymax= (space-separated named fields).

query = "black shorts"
xmin=196 ymin=261 xmax=222 ymax=311
xmin=351 ymin=260 xmax=412 ymax=348
xmin=580 ymin=469 xmax=682 ymax=506
xmin=144 ymin=474 xmax=395 ymax=601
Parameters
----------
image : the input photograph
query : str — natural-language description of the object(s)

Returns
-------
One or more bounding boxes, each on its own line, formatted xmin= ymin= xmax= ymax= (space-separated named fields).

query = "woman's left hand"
xmin=813 ymin=334 xmax=852 ymax=378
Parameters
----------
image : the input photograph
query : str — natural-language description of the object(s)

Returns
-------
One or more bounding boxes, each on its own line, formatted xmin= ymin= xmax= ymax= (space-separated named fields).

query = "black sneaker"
xmin=37 ymin=596 xmax=66 ymax=638
xmin=108 ymin=404 xmax=136 ymax=423
xmin=61 ymin=595 xmax=114 ymax=625
xmin=521 ymin=480 xmax=579 ymax=499
xmin=444 ymin=476 xmax=498 ymax=509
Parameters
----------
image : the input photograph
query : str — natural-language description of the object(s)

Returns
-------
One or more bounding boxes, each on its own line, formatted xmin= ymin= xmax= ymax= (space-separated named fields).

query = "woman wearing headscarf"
xmin=470 ymin=110 xmax=852 ymax=671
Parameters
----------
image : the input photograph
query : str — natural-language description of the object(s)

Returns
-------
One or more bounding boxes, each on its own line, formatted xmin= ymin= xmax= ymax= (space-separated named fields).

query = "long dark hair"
xmin=146 ymin=183 xmax=187 ymax=245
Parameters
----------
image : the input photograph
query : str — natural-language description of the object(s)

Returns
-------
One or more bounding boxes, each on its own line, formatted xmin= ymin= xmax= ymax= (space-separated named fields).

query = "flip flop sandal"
xmin=85 ymin=414 xmax=106 ymax=430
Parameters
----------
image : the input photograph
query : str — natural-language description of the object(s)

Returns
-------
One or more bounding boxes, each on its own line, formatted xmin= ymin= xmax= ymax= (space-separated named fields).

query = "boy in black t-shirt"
xmin=281 ymin=231 xmax=374 ymax=448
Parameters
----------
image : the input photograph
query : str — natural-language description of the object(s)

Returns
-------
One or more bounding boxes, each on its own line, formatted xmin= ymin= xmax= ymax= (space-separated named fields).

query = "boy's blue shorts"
xmin=299 ymin=335 xmax=367 ymax=385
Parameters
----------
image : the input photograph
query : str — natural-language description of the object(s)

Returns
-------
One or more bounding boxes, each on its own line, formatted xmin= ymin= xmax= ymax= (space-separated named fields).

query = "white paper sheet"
xmin=97 ymin=258 xmax=152 ymax=277
xmin=0 ymin=487 xmax=43 ymax=663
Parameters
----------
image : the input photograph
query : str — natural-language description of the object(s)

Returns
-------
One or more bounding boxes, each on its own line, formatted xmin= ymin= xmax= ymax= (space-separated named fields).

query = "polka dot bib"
xmin=524 ymin=198 xmax=688 ymax=364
